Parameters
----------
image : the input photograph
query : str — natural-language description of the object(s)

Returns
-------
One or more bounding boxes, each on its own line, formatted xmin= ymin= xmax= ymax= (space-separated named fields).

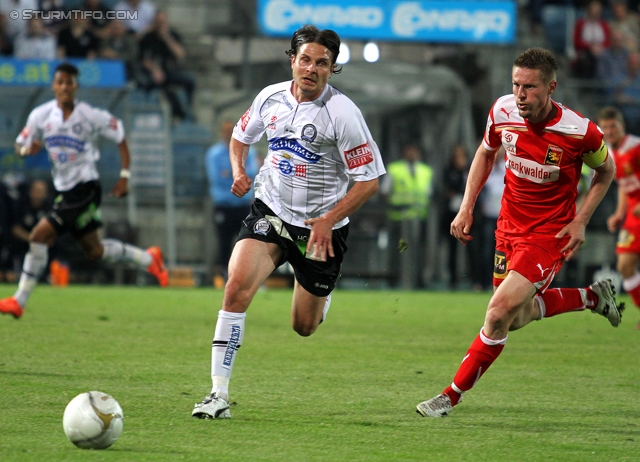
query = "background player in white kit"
xmin=0 ymin=62 xmax=168 ymax=320
xmin=192 ymin=25 xmax=386 ymax=419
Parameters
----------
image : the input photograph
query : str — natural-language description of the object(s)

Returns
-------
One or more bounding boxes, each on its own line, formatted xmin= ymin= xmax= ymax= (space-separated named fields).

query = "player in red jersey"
xmin=416 ymin=48 xmax=625 ymax=417
xmin=601 ymin=106 xmax=640 ymax=329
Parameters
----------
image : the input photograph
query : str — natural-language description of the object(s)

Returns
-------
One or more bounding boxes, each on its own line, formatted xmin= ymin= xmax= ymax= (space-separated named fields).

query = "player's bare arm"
xmin=111 ymin=140 xmax=131 ymax=198
xmin=557 ymin=153 xmax=615 ymax=258
xmin=229 ymin=137 xmax=253 ymax=198
xmin=14 ymin=140 xmax=42 ymax=157
xmin=607 ymin=187 xmax=629 ymax=232
xmin=451 ymin=144 xmax=497 ymax=245
xmin=304 ymin=178 xmax=379 ymax=262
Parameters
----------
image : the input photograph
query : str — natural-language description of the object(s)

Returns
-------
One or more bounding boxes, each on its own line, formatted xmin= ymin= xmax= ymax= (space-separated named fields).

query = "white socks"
xmin=321 ymin=292 xmax=332 ymax=323
xmin=211 ymin=310 xmax=246 ymax=397
xmin=101 ymin=238 xmax=152 ymax=268
xmin=14 ymin=242 xmax=49 ymax=307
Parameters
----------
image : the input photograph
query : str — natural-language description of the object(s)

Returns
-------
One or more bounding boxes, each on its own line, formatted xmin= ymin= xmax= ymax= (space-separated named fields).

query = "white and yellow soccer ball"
xmin=62 ymin=391 xmax=124 ymax=449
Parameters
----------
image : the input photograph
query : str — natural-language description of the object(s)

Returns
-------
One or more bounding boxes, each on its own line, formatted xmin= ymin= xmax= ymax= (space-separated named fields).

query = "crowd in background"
xmin=0 ymin=0 xmax=195 ymax=121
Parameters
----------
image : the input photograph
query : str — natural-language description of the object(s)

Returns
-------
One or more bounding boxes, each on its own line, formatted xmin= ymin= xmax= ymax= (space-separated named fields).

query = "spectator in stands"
xmin=139 ymin=10 xmax=195 ymax=122
xmin=114 ymin=0 xmax=155 ymax=37
xmin=478 ymin=148 xmax=505 ymax=290
xmin=573 ymin=0 xmax=611 ymax=78
xmin=39 ymin=0 xmax=65 ymax=35
xmin=613 ymin=51 xmax=640 ymax=132
xmin=57 ymin=15 xmax=100 ymax=59
xmin=83 ymin=0 xmax=113 ymax=38
xmin=14 ymin=17 xmax=56 ymax=59
xmin=100 ymin=19 xmax=142 ymax=82
xmin=9 ymin=179 xmax=51 ymax=277
xmin=609 ymin=0 xmax=640 ymax=52
xmin=0 ymin=0 xmax=38 ymax=45
xmin=598 ymin=28 xmax=631 ymax=96
xmin=205 ymin=119 xmax=259 ymax=282
xmin=381 ymin=143 xmax=433 ymax=289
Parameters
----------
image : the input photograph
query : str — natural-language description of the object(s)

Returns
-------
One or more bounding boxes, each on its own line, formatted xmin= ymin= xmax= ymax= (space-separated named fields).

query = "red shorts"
xmin=493 ymin=231 xmax=569 ymax=293
xmin=615 ymin=223 xmax=640 ymax=254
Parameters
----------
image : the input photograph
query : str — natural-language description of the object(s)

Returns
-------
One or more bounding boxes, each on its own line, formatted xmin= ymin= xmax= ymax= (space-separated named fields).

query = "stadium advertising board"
xmin=0 ymin=59 xmax=126 ymax=87
xmin=258 ymin=0 xmax=516 ymax=44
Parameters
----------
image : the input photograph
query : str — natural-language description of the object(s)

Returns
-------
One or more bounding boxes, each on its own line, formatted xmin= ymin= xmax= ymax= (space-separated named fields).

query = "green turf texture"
xmin=0 ymin=286 xmax=638 ymax=461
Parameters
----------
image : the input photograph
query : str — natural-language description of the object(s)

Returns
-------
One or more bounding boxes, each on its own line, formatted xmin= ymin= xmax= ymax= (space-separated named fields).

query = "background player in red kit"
xmin=416 ymin=48 xmax=624 ymax=417
xmin=601 ymin=106 xmax=640 ymax=329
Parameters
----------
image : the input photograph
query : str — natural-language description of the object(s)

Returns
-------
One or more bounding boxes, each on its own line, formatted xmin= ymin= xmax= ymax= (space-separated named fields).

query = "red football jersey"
xmin=610 ymin=133 xmax=640 ymax=227
xmin=484 ymin=95 xmax=605 ymax=236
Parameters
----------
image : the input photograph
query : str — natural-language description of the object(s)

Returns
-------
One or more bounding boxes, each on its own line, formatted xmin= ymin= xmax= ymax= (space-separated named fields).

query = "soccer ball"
xmin=62 ymin=391 xmax=124 ymax=449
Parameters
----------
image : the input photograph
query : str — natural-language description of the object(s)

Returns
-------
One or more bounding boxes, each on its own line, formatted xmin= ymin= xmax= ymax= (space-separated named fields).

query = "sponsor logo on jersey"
xmin=506 ymin=152 xmax=559 ymax=183
xmin=281 ymin=93 xmax=293 ymax=110
xmin=494 ymin=250 xmax=507 ymax=278
xmin=344 ymin=142 xmax=374 ymax=169
xmin=240 ymin=108 xmax=250 ymax=131
xmin=502 ymin=131 xmax=518 ymax=155
xmin=544 ymin=145 xmax=563 ymax=166
xmin=269 ymin=137 xmax=321 ymax=162
xmin=314 ymin=282 xmax=329 ymax=289
xmin=223 ymin=325 xmax=241 ymax=367
xmin=51 ymin=152 xmax=77 ymax=163
xmin=253 ymin=218 xmax=271 ymax=235
xmin=45 ymin=135 xmax=85 ymax=151
xmin=273 ymin=157 xmax=307 ymax=178
xmin=72 ymin=123 xmax=83 ymax=135
xmin=301 ymin=123 xmax=317 ymax=143
xmin=284 ymin=124 xmax=296 ymax=135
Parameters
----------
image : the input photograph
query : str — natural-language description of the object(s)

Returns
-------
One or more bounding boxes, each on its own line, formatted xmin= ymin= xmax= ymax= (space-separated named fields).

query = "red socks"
xmin=623 ymin=273 xmax=640 ymax=308
xmin=537 ymin=288 xmax=591 ymax=318
xmin=443 ymin=329 xmax=507 ymax=406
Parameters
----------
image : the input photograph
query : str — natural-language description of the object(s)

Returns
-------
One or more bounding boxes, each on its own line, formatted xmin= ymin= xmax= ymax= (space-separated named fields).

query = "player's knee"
xmin=292 ymin=320 xmax=317 ymax=337
xmin=84 ymin=245 xmax=103 ymax=261
xmin=617 ymin=260 xmax=635 ymax=278
xmin=222 ymin=280 xmax=253 ymax=311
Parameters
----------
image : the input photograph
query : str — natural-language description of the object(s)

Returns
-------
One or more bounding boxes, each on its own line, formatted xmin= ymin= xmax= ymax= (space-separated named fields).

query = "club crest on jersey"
xmin=544 ymin=145 xmax=563 ymax=166
xmin=301 ymin=124 xmax=317 ymax=143
xmin=253 ymin=218 xmax=271 ymax=236
xmin=502 ymin=131 xmax=518 ymax=155
xmin=72 ymin=123 xmax=83 ymax=135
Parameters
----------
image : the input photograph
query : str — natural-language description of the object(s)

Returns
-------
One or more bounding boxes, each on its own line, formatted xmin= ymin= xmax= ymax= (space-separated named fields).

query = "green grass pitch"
xmin=0 ymin=285 xmax=638 ymax=461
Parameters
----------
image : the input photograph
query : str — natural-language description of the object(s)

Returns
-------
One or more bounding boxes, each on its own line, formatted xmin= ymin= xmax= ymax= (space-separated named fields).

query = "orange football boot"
xmin=0 ymin=297 xmax=23 ymax=319
xmin=146 ymin=246 xmax=169 ymax=287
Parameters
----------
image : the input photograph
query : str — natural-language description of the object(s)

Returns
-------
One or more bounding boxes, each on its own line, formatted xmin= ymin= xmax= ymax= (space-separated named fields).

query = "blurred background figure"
xmin=114 ymin=0 xmax=156 ymax=36
xmin=57 ymin=15 xmax=100 ymax=59
xmin=381 ymin=143 xmax=433 ymax=289
xmin=9 ymin=179 xmax=52 ymax=278
xmin=139 ymin=10 xmax=195 ymax=122
xmin=99 ymin=19 xmax=142 ymax=83
xmin=478 ymin=148 xmax=505 ymax=290
xmin=205 ymin=119 xmax=259 ymax=284
xmin=14 ymin=17 xmax=56 ymax=59
xmin=572 ymin=0 xmax=610 ymax=79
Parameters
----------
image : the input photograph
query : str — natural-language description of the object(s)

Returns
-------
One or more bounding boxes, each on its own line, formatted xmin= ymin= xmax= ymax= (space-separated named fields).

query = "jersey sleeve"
xmin=16 ymin=109 xmax=43 ymax=146
xmin=335 ymin=106 xmax=386 ymax=181
xmin=232 ymin=93 xmax=267 ymax=145
xmin=581 ymin=121 xmax=607 ymax=168
xmin=482 ymin=102 xmax=501 ymax=151
xmin=93 ymin=107 xmax=125 ymax=144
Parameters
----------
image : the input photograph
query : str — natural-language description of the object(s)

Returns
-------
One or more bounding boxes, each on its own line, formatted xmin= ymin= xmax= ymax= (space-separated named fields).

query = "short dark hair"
xmin=54 ymin=62 xmax=79 ymax=77
xmin=513 ymin=47 xmax=557 ymax=84
xmin=598 ymin=105 xmax=624 ymax=123
xmin=286 ymin=24 xmax=342 ymax=74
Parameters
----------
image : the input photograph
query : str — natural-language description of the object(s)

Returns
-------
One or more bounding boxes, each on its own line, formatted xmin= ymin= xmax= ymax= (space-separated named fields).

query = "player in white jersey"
xmin=192 ymin=25 xmax=386 ymax=419
xmin=0 ymin=63 xmax=168 ymax=320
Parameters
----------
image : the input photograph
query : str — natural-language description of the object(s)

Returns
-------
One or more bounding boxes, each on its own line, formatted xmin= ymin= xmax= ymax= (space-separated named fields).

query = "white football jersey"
xmin=233 ymin=80 xmax=386 ymax=229
xmin=17 ymin=100 xmax=125 ymax=192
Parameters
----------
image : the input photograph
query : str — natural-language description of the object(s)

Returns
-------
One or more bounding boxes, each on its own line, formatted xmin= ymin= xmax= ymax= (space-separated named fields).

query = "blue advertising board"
xmin=0 ymin=59 xmax=126 ymax=88
xmin=258 ymin=0 xmax=516 ymax=44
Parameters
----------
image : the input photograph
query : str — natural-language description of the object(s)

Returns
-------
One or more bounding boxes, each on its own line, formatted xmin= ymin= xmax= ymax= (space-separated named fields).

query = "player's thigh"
xmin=224 ymin=239 xmax=282 ymax=311
xmin=617 ymin=251 xmax=640 ymax=278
